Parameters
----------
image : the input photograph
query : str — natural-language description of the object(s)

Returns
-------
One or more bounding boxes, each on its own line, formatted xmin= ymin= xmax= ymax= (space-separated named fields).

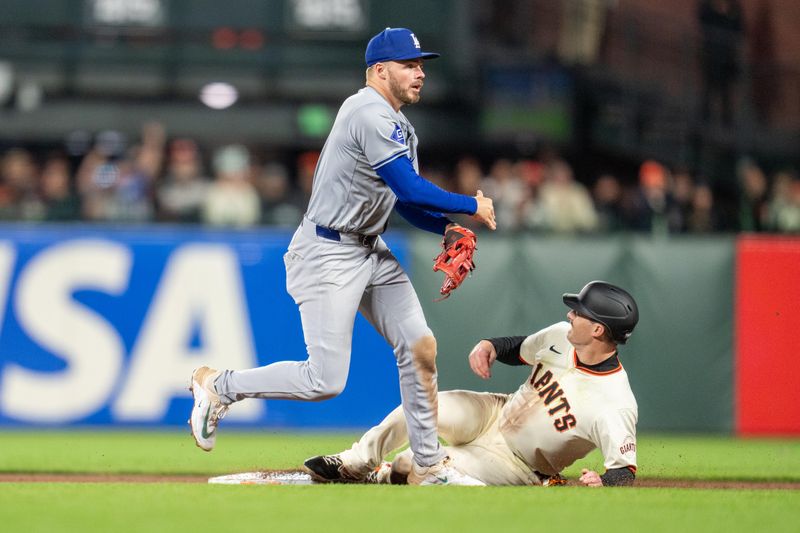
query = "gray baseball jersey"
xmin=305 ymin=86 xmax=418 ymax=235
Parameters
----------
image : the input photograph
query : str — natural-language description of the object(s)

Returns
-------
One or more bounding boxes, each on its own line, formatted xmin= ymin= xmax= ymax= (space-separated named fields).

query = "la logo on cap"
xmin=410 ymin=33 xmax=420 ymax=49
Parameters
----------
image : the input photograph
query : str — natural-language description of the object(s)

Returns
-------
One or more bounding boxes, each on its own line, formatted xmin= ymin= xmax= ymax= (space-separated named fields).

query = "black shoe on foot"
xmin=303 ymin=455 xmax=362 ymax=483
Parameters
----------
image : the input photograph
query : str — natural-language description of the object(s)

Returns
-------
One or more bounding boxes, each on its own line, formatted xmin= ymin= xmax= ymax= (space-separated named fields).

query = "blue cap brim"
xmin=367 ymin=51 xmax=440 ymax=66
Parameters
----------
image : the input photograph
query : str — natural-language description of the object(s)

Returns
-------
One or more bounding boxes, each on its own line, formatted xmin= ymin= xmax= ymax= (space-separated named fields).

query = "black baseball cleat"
xmin=303 ymin=455 xmax=363 ymax=483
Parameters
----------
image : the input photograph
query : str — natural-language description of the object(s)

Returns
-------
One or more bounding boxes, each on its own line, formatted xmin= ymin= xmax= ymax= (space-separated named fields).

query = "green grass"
xmin=0 ymin=430 xmax=358 ymax=475
xmin=3 ymin=484 xmax=799 ymax=533
xmin=1 ymin=431 xmax=799 ymax=533
xmin=2 ymin=431 xmax=798 ymax=481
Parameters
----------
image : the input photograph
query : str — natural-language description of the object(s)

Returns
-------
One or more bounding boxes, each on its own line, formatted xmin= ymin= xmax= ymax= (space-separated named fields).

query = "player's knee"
xmin=411 ymin=335 xmax=437 ymax=375
xmin=301 ymin=361 xmax=347 ymax=401
xmin=305 ymin=377 xmax=346 ymax=401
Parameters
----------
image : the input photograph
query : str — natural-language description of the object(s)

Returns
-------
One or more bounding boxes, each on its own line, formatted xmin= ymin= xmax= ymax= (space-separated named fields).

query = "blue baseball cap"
xmin=365 ymin=27 xmax=440 ymax=67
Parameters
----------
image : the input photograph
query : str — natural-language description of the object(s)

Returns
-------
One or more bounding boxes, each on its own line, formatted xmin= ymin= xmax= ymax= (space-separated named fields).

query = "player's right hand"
xmin=468 ymin=340 xmax=497 ymax=379
xmin=472 ymin=190 xmax=496 ymax=230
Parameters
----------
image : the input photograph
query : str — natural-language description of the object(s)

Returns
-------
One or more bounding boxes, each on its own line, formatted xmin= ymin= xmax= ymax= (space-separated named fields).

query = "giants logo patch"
xmin=619 ymin=436 xmax=636 ymax=455
xmin=390 ymin=124 xmax=405 ymax=145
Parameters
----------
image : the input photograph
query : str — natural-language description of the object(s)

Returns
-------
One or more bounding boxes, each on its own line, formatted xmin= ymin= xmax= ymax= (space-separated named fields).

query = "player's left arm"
xmin=579 ymin=466 xmax=635 ymax=487
xmin=376 ymin=156 xmax=477 ymax=215
xmin=582 ymin=408 xmax=638 ymax=487
xmin=352 ymin=106 xmax=478 ymax=216
xmin=394 ymin=200 xmax=452 ymax=235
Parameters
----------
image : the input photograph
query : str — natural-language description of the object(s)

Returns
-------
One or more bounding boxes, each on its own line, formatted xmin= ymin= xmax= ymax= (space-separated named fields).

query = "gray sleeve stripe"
xmin=372 ymin=148 xmax=409 ymax=169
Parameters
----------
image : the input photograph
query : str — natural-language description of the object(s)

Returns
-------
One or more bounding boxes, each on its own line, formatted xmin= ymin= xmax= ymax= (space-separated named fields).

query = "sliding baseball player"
xmin=304 ymin=281 xmax=639 ymax=487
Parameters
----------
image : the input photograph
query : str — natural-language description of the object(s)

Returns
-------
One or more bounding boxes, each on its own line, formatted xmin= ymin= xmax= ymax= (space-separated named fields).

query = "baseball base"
xmin=208 ymin=471 xmax=315 ymax=485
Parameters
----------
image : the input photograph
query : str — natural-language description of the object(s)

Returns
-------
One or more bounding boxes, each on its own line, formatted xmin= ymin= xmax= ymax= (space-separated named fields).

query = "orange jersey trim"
xmin=573 ymin=349 xmax=623 ymax=376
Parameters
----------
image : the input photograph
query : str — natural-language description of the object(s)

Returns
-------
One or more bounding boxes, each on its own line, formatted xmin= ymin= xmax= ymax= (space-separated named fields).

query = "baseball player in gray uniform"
xmin=189 ymin=27 xmax=496 ymax=486
xmin=304 ymin=281 xmax=640 ymax=487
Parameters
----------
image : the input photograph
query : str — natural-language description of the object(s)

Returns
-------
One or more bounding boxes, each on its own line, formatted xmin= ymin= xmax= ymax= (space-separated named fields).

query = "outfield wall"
xmin=412 ymin=233 xmax=736 ymax=433
xmin=0 ymin=225 xmax=796 ymax=434
xmin=0 ymin=225 xmax=406 ymax=428
xmin=735 ymin=236 xmax=800 ymax=436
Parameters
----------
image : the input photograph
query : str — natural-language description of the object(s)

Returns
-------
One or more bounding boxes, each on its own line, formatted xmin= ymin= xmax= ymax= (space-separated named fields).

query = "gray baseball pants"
xmin=215 ymin=218 xmax=446 ymax=467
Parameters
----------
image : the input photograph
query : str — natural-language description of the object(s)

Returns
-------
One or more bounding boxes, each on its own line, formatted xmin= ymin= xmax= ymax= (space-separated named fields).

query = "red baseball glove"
xmin=432 ymin=225 xmax=477 ymax=301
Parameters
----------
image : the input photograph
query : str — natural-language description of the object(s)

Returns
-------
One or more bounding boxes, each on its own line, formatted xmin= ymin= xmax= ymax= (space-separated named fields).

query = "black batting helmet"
xmin=563 ymin=281 xmax=639 ymax=344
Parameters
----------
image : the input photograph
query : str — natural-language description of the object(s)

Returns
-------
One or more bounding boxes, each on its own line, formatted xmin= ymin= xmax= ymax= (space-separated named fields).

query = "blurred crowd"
xmin=0 ymin=123 xmax=312 ymax=229
xmin=1 ymin=122 xmax=799 ymax=234
xmin=433 ymin=154 xmax=800 ymax=235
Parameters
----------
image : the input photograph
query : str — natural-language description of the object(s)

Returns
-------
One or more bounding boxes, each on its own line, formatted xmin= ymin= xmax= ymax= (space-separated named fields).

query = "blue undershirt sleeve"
xmin=394 ymin=200 xmax=452 ymax=235
xmin=375 ymin=156 xmax=478 ymax=215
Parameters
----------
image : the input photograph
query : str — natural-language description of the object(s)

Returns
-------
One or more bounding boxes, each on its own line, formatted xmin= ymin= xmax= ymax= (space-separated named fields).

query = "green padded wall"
xmin=411 ymin=234 xmax=735 ymax=432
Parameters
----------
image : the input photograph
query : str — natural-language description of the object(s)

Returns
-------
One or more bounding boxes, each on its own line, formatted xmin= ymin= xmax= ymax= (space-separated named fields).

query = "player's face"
xmin=566 ymin=309 xmax=595 ymax=346
xmin=386 ymin=59 xmax=425 ymax=105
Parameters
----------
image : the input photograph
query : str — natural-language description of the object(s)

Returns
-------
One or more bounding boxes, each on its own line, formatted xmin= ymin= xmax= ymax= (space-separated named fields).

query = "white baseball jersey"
xmin=499 ymin=322 xmax=638 ymax=476
xmin=339 ymin=320 xmax=637 ymax=485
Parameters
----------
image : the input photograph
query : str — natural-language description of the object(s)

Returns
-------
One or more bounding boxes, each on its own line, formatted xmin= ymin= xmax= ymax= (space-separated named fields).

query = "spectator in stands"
xmin=481 ymin=158 xmax=527 ymax=231
xmin=454 ymin=156 xmax=482 ymax=196
xmin=767 ymin=170 xmax=800 ymax=232
xmin=592 ymin=173 xmax=625 ymax=232
xmin=157 ymin=138 xmax=209 ymax=223
xmin=256 ymin=162 xmax=303 ymax=227
xmin=626 ymin=160 xmax=673 ymax=235
xmin=202 ymin=144 xmax=261 ymax=227
xmin=686 ymin=182 xmax=718 ymax=233
xmin=451 ymin=157 xmax=484 ymax=231
xmin=515 ymin=159 xmax=546 ymax=232
xmin=535 ymin=159 xmax=598 ymax=233
xmin=668 ymin=169 xmax=696 ymax=233
xmin=77 ymin=124 xmax=163 ymax=222
xmin=737 ymin=158 xmax=769 ymax=232
xmin=40 ymin=154 xmax=80 ymax=221
xmin=118 ymin=122 xmax=163 ymax=222
xmin=0 ymin=148 xmax=43 ymax=220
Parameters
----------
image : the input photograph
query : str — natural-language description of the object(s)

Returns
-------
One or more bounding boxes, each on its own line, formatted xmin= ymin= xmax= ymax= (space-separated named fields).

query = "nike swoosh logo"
xmin=201 ymin=404 xmax=213 ymax=439
xmin=549 ymin=345 xmax=562 ymax=354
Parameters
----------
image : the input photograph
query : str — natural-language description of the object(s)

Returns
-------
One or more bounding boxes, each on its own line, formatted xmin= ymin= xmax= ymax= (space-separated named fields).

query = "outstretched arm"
xmin=394 ymin=200 xmax=452 ymax=235
xmin=377 ymin=156 xmax=496 ymax=230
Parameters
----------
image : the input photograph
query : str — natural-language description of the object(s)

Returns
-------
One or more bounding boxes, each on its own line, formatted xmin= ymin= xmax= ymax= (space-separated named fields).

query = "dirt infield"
xmin=0 ymin=473 xmax=208 ymax=483
xmin=1 ymin=472 xmax=799 ymax=489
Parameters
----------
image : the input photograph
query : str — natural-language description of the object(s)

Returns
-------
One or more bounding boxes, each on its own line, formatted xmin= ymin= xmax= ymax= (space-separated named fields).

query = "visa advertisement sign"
xmin=0 ymin=225 xmax=404 ymax=428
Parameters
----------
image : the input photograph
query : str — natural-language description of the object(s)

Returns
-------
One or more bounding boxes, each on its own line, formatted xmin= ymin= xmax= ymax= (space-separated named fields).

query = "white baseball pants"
xmin=339 ymin=389 xmax=541 ymax=485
